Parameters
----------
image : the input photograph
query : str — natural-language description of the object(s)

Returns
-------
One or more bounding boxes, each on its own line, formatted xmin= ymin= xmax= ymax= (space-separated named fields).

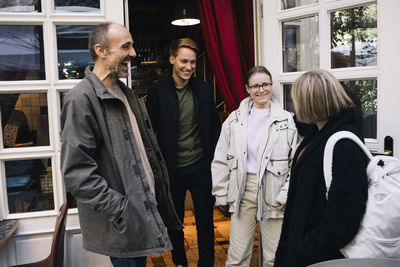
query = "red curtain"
xmin=196 ymin=0 xmax=254 ymax=112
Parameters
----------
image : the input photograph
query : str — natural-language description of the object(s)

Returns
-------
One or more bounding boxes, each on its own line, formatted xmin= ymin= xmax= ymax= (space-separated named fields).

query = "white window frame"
xmin=255 ymin=0 xmax=400 ymax=156
xmin=0 ymin=0 xmax=124 ymax=220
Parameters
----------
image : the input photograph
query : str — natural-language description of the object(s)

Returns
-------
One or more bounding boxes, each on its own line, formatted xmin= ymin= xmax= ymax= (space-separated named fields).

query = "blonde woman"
xmin=274 ymin=70 xmax=368 ymax=267
xmin=212 ymin=66 xmax=298 ymax=266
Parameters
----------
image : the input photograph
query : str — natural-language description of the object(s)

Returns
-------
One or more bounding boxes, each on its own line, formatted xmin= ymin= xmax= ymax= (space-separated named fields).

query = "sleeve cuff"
xmin=215 ymin=196 xmax=228 ymax=207
xmin=276 ymin=191 xmax=287 ymax=205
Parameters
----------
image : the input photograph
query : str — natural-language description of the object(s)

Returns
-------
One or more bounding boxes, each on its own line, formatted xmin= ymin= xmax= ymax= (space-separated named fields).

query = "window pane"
xmin=341 ymin=79 xmax=377 ymax=138
xmin=0 ymin=25 xmax=45 ymax=81
xmin=59 ymin=91 xmax=67 ymax=109
xmin=6 ymin=158 xmax=54 ymax=214
xmin=281 ymin=0 xmax=318 ymax=10
xmin=282 ymin=16 xmax=319 ymax=72
xmin=57 ymin=25 xmax=95 ymax=80
xmin=283 ymin=80 xmax=377 ymax=139
xmin=58 ymin=91 xmax=77 ymax=209
xmin=283 ymin=84 xmax=295 ymax=113
xmin=54 ymin=0 xmax=99 ymax=13
xmin=331 ymin=4 xmax=377 ymax=68
xmin=0 ymin=0 xmax=41 ymax=12
xmin=1 ymin=93 xmax=49 ymax=148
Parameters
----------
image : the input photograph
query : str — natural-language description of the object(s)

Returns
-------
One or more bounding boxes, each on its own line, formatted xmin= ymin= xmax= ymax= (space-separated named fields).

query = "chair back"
xmin=49 ymin=203 xmax=68 ymax=267
xmin=11 ymin=203 xmax=68 ymax=267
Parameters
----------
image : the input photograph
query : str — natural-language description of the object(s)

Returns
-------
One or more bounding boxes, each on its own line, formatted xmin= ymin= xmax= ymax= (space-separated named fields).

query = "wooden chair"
xmin=12 ymin=203 xmax=68 ymax=267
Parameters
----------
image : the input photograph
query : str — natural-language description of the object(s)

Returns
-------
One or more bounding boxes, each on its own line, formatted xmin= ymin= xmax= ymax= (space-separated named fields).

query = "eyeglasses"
xmin=247 ymin=82 xmax=272 ymax=91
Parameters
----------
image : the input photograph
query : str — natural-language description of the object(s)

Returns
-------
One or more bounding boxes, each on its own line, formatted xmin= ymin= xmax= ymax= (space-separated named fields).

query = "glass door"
xmin=256 ymin=0 xmax=400 ymax=156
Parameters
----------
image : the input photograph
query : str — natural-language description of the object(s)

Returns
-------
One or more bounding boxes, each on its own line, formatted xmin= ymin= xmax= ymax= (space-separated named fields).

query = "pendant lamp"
xmin=171 ymin=0 xmax=200 ymax=26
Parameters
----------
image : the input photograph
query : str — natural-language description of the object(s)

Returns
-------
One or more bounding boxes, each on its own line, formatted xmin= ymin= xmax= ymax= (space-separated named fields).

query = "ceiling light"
xmin=171 ymin=1 xmax=200 ymax=26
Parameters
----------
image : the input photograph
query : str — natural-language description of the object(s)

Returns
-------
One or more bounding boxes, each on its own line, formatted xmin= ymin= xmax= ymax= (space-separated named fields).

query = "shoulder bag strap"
xmin=323 ymin=131 xmax=373 ymax=198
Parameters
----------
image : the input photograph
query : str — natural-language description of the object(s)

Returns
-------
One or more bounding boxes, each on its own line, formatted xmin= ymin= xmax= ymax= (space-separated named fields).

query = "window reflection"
xmin=283 ymin=84 xmax=295 ymax=113
xmin=6 ymin=158 xmax=54 ymax=214
xmin=0 ymin=25 xmax=45 ymax=81
xmin=59 ymin=91 xmax=67 ymax=109
xmin=283 ymin=80 xmax=377 ymax=139
xmin=59 ymin=91 xmax=77 ymax=209
xmin=282 ymin=16 xmax=319 ymax=72
xmin=57 ymin=25 xmax=95 ymax=80
xmin=281 ymin=0 xmax=318 ymax=10
xmin=1 ymin=93 xmax=50 ymax=148
xmin=341 ymin=79 xmax=377 ymax=138
xmin=0 ymin=0 xmax=41 ymax=12
xmin=54 ymin=0 xmax=99 ymax=13
xmin=331 ymin=4 xmax=377 ymax=68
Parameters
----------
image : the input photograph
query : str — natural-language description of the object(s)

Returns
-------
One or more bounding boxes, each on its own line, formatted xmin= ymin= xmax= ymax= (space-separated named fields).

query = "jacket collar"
xmin=293 ymin=108 xmax=360 ymax=171
xmin=236 ymin=97 xmax=288 ymax=123
xmin=84 ymin=66 xmax=130 ymax=101
xmin=167 ymin=75 xmax=197 ymax=92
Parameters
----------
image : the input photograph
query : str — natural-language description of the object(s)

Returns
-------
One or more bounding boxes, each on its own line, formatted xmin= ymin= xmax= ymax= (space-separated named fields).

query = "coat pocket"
xmin=264 ymin=160 xmax=289 ymax=206
xmin=227 ymin=158 xmax=239 ymax=203
xmin=271 ymin=121 xmax=292 ymax=160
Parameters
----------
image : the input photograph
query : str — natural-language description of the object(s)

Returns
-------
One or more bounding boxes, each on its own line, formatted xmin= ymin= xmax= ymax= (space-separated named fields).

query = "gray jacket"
xmin=61 ymin=67 xmax=181 ymax=258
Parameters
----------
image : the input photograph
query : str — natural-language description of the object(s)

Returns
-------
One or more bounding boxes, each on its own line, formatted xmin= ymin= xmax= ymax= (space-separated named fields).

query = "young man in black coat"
xmin=146 ymin=38 xmax=221 ymax=267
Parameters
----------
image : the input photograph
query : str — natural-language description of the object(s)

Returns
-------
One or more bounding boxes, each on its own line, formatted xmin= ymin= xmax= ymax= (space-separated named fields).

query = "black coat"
xmin=146 ymin=76 xmax=221 ymax=180
xmin=275 ymin=108 xmax=368 ymax=267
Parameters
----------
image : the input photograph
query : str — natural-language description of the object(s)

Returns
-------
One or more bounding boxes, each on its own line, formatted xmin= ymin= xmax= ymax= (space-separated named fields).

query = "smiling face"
xmin=246 ymin=72 xmax=273 ymax=109
xmin=104 ymin=24 xmax=136 ymax=78
xmin=170 ymin=47 xmax=196 ymax=88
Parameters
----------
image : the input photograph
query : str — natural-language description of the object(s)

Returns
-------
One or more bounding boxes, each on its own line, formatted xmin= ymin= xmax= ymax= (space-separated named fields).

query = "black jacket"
xmin=146 ymin=76 xmax=221 ymax=179
xmin=275 ymin=108 xmax=368 ymax=267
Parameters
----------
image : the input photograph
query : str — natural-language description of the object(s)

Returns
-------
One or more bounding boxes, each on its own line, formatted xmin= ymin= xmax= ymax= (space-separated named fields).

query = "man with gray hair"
xmin=61 ymin=22 xmax=181 ymax=267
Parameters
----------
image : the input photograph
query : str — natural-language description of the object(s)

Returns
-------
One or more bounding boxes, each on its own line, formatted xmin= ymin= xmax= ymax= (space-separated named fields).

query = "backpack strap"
xmin=323 ymin=131 xmax=373 ymax=199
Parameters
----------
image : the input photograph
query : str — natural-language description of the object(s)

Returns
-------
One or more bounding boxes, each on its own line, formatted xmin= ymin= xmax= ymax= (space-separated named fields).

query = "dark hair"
xmin=245 ymin=66 xmax=272 ymax=85
xmin=169 ymin=38 xmax=199 ymax=57
xmin=88 ymin=22 xmax=112 ymax=61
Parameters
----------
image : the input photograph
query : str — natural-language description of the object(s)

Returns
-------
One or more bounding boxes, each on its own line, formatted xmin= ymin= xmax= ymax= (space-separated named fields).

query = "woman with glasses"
xmin=212 ymin=66 xmax=298 ymax=266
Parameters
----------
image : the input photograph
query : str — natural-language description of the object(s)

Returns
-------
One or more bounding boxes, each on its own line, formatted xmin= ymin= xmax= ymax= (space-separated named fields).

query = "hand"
xmin=277 ymin=204 xmax=285 ymax=211
xmin=217 ymin=204 xmax=230 ymax=214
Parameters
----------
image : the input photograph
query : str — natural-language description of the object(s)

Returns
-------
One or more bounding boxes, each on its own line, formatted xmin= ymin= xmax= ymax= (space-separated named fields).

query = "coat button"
xmin=158 ymin=237 xmax=165 ymax=247
xmin=133 ymin=164 xmax=140 ymax=175
xmin=123 ymin=129 xmax=129 ymax=139
xmin=144 ymin=201 xmax=150 ymax=211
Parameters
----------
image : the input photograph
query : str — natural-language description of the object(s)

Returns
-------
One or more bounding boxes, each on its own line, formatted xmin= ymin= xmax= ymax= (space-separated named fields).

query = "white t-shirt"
xmin=108 ymin=86 xmax=156 ymax=198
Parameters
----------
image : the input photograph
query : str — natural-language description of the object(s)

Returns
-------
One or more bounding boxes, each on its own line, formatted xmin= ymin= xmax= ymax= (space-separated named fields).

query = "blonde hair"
xmin=169 ymin=38 xmax=198 ymax=57
xmin=291 ymin=69 xmax=354 ymax=123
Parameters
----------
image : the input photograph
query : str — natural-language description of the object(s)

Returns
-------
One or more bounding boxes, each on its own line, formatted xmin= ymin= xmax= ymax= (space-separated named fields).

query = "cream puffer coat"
xmin=211 ymin=97 xmax=298 ymax=219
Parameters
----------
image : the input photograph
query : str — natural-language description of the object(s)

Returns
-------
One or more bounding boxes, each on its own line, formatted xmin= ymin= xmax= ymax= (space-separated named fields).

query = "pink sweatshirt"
xmin=247 ymin=106 xmax=270 ymax=174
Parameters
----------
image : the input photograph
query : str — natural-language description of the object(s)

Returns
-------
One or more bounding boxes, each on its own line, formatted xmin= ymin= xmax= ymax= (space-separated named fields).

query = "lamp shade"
xmin=171 ymin=1 xmax=200 ymax=26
